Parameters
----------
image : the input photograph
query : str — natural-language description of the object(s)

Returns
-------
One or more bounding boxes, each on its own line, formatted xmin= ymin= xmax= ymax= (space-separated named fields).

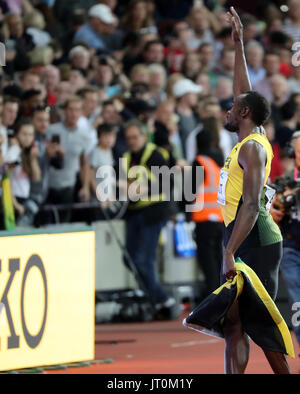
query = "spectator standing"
xmin=136 ymin=39 xmax=166 ymax=70
xmin=264 ymin=119 xmax=283 ymax=183
xmin=0 ymin=96 xmax=20 ymax=161
xmin=196 ymin=96 xmax=233 ymax=161
xmin=8 ymin=119 xmax=41 ymax=225
xmin=173 ymin=78 xmax=202 ymax=159
xmin=40 ymin=64 xmax=60 ymax=105
xmin=283 ymin=0 xmax=300 ymax=44
xmin=4 ymin=12 xmax=35 ymax=75
xmin=269 ymin=73 xmax=290 ymax=126
xmin=287 ymin=65 xmax=300 ymax=95
xmin=270 ymin=131 xmax=300 ymax=361
xmin=154 ymin=100 xmax=184 ymax=166
xmin=122 ymin=119 xmax=176 ymax=317
xmin=253 ymin=51 xmax=281 ymax=102
xmin=73 ymin=4 xmax=123 ymax=52
xmin=89 ymin=54 xmax=130 ymax=99
xmin=240 ymin=13 xmax=259 ymax=45
xmin=95 ymin=99 xmax=131 ymax=160
xmin=275 ymin=98 xmax=298 ymax=149
xmin=213 ymin=46 xmax=235 ymax=79
xmin=245 ymin=41 xmax=266 ymax=86
xmin=186 ymin=5 xmax=218 ymax=51
xmin=121 ymin=0 xmax=157 ymax=35
xmin=181 ymin=52 xmax=202 ymax=81
xmin=77 ymin=85 xmax=102 ymax=151
xmin=68 ymin=45 xmax=91 ymax=72
xmin=46 ymin=96 xmax=90 ymax=222
xmin=89 ymin=123 xmax=116 ymax=217
xmin=30 ymin=105 xmax=51 ymax=207
xmin=19 ymin=70 xmax=41 ymax=92
xmin=191 ymin=116 xmax=223 ymax=297
xmin=148 ymin=63 xmax=167 ymax=106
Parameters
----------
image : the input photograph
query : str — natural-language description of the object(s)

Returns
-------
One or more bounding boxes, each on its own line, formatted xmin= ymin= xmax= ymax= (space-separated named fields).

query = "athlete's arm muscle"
xmin=223 ymin=140 xmax=266 ymax=279
xmin=227 ymin=7 xmax=252 ymax=98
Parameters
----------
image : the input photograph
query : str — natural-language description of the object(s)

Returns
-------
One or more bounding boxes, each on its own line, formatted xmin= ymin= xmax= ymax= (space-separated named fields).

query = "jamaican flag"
xmin=1 ymin=166 xmax=16 ymax=230
xmin=183 ymin=259 xmax=294 ymax=358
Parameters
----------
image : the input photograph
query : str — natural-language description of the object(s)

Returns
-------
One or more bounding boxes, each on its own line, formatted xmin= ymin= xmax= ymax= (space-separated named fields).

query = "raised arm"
xmin=227 ymin=7 xmax=252 ymax=98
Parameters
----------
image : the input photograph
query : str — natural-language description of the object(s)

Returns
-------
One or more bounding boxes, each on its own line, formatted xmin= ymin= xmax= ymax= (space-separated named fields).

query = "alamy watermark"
xmin=95 ymin=159 xmax=205 ymax=213
xmin=0 ymin=301 xmax=5 ymax=327
xmin=292 ymin=302 xmax=300 ymax=328
xmin=0 ymin=42 xmax=5 ymax=67
xmin=291 ymin=42 xmax=300 ymax=67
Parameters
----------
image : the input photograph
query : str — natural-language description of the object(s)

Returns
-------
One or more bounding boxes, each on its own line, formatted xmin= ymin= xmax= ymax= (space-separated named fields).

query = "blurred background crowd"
xmin=0 ymin=0 xmax=300 ymax=323
xmin=0 ymin=0 xmax=299 ymax=227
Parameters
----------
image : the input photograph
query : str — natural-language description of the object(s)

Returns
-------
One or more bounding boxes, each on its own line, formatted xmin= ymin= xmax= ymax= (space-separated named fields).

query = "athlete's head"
xmin=225 ymin=91 xmax=271 ymax=132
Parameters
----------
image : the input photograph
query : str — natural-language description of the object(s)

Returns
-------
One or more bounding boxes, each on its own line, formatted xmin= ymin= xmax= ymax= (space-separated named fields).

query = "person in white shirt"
xmin=46 ymin=96 xmax=91 ymax=222
xmin=245 ymin=41 xmax=266 ymax=86
xmin=253 ymin=51 xmax=281 ymax=102
xmin=187 ymin=6 xmax=218 ymax=51
xmin=89 ymin=123 xmax=116 ymax=215
xmin=0 ymin=96 xmax=20 ymax=161
xmin=77 ymin=86 xmax=102 ymax=154
xmin=283 ymin=0 xmax=300 ymax=43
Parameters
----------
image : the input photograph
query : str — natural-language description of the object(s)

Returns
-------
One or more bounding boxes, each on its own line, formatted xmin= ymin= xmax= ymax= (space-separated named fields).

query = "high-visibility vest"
xmin=191 ymin=155 xmax=223 ymax=223
xmin=123 ymin=143 xmax=167 ymax=210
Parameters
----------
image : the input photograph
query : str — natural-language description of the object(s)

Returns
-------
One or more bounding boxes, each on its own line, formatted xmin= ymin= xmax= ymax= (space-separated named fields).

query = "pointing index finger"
xmin=230 ymin=6 xmax=242 ymax=24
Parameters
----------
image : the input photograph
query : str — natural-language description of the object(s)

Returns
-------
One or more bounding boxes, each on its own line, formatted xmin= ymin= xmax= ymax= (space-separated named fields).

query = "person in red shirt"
xmin=264 ymin=119 xmax=283 ymax=183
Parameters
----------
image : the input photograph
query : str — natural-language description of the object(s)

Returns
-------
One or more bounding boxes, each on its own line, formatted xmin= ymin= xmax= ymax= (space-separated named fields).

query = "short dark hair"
xmin=21 ymin=89 xmax=41 ymax=101
xmin=102 ymin=99 xmax=115 ymax=108
xmin=20 ymin=70 xmax=40 ymax=81
xmin=124 ymin=119 xmax=145 ymax=134
xmin=221 ymin=45 xmax=235 ymax=56
xmin=240 ymin=91 xmax=271 ymax=126
xmin=3 ymin=95 xmax=20 ymax=105
xmin=14 ymin=117 xmax=34 ymax=134
xmin=264 ymin=49 xmax=280 ymax=59
xmin=143 ymin=40 xmax=163 ymax=52
xmin=281 ymin=99 xmax=298 ymax=121
xmin=77 ymin=85 xmax=99 ymax=98
xmin=198 ymin=42 xmax=213 ymax=51
xmin=217 ymin=27 xmax=232 ymax=39
xmin=97 ymin=123 xmax=117 ymax=138
xmin=31 ymin=104 xmax=51 ymax=117
xmin=240 ymin=13 xmax=257 ymax=27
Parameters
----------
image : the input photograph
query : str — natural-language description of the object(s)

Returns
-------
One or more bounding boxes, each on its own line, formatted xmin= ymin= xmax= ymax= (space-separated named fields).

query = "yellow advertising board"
xmin=0 ymin=231 xmax=95 ymax=371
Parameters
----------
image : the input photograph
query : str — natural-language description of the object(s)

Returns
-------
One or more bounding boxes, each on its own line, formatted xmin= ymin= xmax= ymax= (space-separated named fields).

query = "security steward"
xmin=121 ymin=119 xmax=176 ymax=316
xmin=191 ymin=118 xmax=224 ymax=297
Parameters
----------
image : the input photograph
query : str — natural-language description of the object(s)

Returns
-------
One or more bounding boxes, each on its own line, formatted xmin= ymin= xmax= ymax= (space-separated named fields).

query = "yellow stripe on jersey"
xmin=220 ymin=131 xmax=273 ymax=227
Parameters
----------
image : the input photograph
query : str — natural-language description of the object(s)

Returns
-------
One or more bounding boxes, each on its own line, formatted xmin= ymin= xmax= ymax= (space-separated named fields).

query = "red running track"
xmin=47 ymin=312 xmax=299 ymax=374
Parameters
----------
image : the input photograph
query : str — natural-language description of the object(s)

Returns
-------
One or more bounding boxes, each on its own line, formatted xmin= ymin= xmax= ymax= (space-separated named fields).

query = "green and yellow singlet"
xmin=217 ymin=130 xmax=282 ymax=247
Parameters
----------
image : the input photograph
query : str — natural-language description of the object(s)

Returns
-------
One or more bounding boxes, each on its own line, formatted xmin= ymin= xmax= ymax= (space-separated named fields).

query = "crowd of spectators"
xmin=0 ymin=0 xmax=299 ymax=228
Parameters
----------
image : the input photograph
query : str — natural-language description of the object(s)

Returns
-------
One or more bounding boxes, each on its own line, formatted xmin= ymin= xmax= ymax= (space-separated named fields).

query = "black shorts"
xmin=221 ymin=241 xmax=283 ymax=301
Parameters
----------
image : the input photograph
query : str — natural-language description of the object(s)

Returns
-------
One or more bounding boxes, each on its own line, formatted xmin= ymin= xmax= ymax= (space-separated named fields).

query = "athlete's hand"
xmin=226 ymin=6 xmax=243 ymax=43
xmin=223 ymin=250 xmax=237 ymax=281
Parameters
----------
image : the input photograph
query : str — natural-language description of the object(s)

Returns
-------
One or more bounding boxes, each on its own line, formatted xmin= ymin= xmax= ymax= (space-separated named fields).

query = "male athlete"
xmin=219 ymin=7 xmax=290 ymax=374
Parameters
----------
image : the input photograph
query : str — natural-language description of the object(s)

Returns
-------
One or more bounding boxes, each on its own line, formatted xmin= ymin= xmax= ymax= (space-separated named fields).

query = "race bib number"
xmin=217 ymin=170 xmax=229 ymax=206
xmin=265 ymin=185 xmax=276 ymax=211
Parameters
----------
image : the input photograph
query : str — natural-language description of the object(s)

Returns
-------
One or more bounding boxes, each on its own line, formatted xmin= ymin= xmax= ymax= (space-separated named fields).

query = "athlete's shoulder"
xmin=239 ymin=138 xmax=267 ymax=169
xmin=240 ymin=137 xmax=267 ymax=154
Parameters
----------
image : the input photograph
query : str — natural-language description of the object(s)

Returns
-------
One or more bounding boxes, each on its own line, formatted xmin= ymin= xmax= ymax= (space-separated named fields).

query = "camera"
xmin=271 ymin=177 xmax=300 ymax=214
xmin=51 ymin=134 xmax=60 ymax=144
xmin=98 ymin=55 xmax=108 ymax=66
